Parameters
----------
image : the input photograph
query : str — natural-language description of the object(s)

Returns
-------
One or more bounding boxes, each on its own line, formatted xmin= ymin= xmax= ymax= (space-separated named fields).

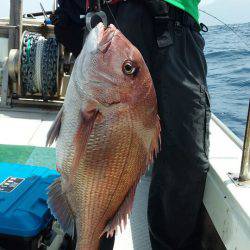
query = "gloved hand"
xmin=50 ymin=11 xmax=60 ymax=25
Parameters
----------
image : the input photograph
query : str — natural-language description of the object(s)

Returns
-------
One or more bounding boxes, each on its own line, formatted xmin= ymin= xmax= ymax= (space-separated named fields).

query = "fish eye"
xmin=122 ymin=60 xmax=138 ymax=76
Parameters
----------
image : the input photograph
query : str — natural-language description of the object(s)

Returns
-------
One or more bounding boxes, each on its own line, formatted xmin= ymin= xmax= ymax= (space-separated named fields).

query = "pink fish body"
xmin=47 ymin=23 xmax=160 ymax=250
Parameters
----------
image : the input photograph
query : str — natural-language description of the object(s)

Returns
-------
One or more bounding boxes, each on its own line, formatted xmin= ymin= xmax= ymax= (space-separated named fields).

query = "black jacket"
xmin=58 ymin=0 xmax=86 ymax=24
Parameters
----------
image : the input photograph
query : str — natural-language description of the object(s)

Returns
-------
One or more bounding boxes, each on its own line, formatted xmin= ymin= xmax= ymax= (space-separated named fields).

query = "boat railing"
xmin=239 ymin=101 xmax=250 ymax=182
xmin=212 ymin=101 xmax=250 ymax=187
xmin=225 ymin=100 xmax=250 ymax=186
xmin=212 ymin=114 xmax=243 ymax=150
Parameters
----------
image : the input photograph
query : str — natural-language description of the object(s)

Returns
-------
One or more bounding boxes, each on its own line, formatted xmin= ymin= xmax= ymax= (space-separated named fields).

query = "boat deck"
xmin=0 ymin=108 xmax=249 ymax=250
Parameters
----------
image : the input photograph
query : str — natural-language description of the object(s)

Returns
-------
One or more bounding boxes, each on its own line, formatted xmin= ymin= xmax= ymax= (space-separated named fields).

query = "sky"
xmin=0 ymin=0 xmax=250 ymax=26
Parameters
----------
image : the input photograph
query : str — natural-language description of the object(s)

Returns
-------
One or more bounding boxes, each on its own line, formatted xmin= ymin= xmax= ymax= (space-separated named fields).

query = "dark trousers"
xmin=104 ymin=1 xmax=211 ymax=249
xmin=55 ymin=1 xmax=211 ymax=249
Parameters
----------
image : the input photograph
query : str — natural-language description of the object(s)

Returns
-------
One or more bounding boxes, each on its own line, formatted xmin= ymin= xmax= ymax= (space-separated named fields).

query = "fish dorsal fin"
xmin=69 ymin=102 xmax=101 ymax=185
xmin=46 ymin=107 xmax=64 ymax=147
xmin=101 ymin=184 xmax=137 ymax=238
xmin=146 ymin=115 xmax=161 ymax=167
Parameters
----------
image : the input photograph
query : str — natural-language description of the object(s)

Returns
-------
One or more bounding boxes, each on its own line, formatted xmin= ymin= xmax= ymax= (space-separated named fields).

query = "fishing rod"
xmin=199 ymin=9 xmax=249 ymax=50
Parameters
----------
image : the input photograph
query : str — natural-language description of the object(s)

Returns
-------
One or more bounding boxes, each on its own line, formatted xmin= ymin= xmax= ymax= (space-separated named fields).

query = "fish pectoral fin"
xmin=47 ymin=178 xmax=75 ymax=237
xmin=101 ymin=184 xmax=137 ymax=238
xmin=46 ymin=107 xmax=64 ymax=147
xmin=69 ymin=103 xmax=101 ymax=185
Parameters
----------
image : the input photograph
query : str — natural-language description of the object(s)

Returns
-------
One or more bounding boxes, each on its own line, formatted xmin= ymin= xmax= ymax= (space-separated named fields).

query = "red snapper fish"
xmin=46 ymin=23 xmax=161 ymax=250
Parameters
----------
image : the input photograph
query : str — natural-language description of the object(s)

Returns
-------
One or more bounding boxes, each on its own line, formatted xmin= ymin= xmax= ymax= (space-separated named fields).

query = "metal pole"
xmin=239 ymin=101 xmax=250 ymax=182
xmin=8 ymin=0 xmax=23 ymax=51
xmin=52 ymin=0 xmax=58 ymax=12
xmin=0 ymin=58 xmax=10 ymax=107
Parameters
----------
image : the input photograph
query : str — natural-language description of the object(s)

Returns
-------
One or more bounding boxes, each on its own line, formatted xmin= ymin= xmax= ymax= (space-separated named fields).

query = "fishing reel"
xmin=20 ymin=31 xmax=59 ymax=99
xmin=7 ymin=30 xmax=73 ymax=105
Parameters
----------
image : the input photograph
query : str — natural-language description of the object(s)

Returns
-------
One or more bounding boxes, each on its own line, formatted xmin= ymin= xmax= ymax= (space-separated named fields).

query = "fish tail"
xmin=47 ymin=178 xmax=75 ymax=237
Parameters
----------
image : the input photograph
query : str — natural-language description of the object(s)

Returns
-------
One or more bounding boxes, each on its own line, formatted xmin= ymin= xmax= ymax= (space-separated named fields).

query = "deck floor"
xmin=0 ymin=108 xmax=56 ymax=147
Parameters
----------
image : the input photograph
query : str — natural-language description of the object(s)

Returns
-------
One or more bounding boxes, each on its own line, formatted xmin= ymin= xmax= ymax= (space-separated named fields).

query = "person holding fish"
xmin=49 ymin=0 xmax=211 ymax=249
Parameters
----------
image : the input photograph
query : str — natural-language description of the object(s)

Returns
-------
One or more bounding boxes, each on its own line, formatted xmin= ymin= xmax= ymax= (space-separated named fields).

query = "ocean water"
xmin=203 ymin=22 xmax=250 ymax=140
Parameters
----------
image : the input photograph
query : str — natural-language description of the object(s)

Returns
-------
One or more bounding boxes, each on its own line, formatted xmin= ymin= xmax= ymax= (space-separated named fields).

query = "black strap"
xmin=89 ymin=0 xmax=96 ymax=11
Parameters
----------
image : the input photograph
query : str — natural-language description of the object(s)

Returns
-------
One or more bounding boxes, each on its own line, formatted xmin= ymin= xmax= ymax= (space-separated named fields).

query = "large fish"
xmin=46 ymin=23 xmax=161 ymax=250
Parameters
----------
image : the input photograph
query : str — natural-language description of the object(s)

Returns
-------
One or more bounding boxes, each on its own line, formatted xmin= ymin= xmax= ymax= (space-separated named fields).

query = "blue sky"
xmin=199 ymin=0 xmax=250 ymax=25
xmin=0 ymin=0 xmax=250 ymax=26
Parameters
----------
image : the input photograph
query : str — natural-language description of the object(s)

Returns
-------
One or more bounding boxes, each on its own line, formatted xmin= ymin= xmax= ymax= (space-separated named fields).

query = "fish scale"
xmin=46 ymin=23 xmax=160 ymax=250
xmin=67 ymin=108 xmax=130 ymax=239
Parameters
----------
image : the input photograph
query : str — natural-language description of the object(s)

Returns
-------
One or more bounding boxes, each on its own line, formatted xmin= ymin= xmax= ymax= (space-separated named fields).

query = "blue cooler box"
xmin=0 ymin=163 xmax=59 ymax=250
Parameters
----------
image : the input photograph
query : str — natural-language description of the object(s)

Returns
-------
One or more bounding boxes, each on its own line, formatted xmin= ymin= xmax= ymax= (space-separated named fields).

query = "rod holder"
xmin=239 ymin=101 xmax=250 ymax=182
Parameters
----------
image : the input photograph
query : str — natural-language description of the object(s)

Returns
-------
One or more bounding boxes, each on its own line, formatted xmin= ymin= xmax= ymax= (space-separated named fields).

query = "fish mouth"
xmin=96 ymin=23 xmax=117 ymax=53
